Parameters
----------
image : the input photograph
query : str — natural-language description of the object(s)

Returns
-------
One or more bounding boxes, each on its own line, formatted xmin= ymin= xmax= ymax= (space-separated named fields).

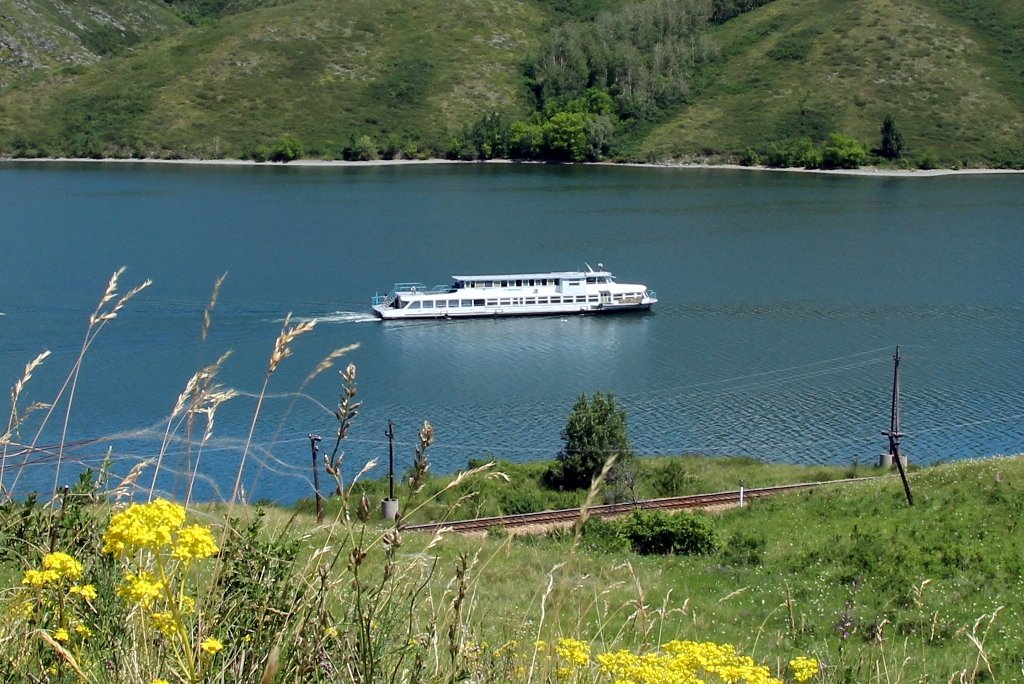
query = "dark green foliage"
xmin=212 ymin=509 xmax=302 ymax=647
xmin=760 ymin=133 xmax=869 ymax=169
xmin=821 ymin=133 xmax=869 ymax=169
xmin=529 ymin=0 xmax=716 ymax=122
xmin=577 ymin=516 xmax=630 ymax=554
xmin=648 ymin=459 xmax=699 ymax=497
xmin=879 ymin=114 xmax=904 ymax=160
xmin=721 ymin=529 xmax=767 ymax=566
xmin=620 ymin=509 xmax=720 ymax=556
xmin=343 ymin=134 xmax=380 ymax=162
xmin=269 ymin=136 xmax=304 ymax=162
xmin=547 ymin=391 xmax=633 ymax=490
xmin=710 ymin=0 xmax=776 ymax=24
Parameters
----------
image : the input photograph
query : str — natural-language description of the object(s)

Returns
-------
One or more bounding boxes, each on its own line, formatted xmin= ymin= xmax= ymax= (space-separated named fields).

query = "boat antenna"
xmin=584 ymin=262 xmax=593 ymax=272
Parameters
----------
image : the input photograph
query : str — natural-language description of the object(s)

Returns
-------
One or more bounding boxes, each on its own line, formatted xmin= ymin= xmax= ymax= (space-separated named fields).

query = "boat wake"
xmin=314 ymin=311 xmax=379 ymax=324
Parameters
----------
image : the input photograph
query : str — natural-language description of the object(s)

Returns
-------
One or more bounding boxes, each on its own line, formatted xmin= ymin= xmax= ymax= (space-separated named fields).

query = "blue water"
xmin=1 ymin=162 xmax=1022 ymax=503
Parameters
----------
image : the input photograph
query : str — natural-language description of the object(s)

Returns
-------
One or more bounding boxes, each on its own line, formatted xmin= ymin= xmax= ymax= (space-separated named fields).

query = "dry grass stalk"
xmin=573 ymin=454 xmax=617 ymax=538
xmin=201 ymin=272 xmax=227 ymax=344
xmin=149 ymin=350 xmax=237 ymax=503
xmin=1 ymin=350 xmax=52 ymax=498
xmin=5 ymin=268 xmax=150 ymax=497
xmin=268 ymin=313 xmax=317 ymax=375
xmin=232 ymin=313 xmax=318 ymax=505
xmin=306 ymin=343 xmax=360 ymax=384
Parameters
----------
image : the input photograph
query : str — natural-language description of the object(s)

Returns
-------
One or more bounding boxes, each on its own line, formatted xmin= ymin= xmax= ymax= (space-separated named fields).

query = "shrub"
xmin=621 ymin=509 xmax=720 ymax=556
xmin=577 ymin=516 xmax=630 ymax=553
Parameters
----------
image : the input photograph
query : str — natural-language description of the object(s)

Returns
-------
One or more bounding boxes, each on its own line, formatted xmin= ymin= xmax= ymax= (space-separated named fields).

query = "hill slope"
xmin=0 ymin=0 xmax=547 ymax=158
xmin=0 ymin=0 xmax=1021 ymax=165
xmin=638 ymin=0 xmax=1024 ymax=166
xmin=0 ymin=0 xmax=187 ymax=88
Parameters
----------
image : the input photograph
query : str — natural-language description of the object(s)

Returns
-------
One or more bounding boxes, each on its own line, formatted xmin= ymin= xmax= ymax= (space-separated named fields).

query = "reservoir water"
xmin=1 ymin=161 xmax=1021 ymax=504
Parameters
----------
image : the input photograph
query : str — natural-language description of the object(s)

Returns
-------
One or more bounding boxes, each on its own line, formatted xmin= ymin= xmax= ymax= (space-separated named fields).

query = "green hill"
xmin=638 ymin=0 xmax=1024 ymax=166
xmin=0 ymin=0 xmax=187 ymax=88
xmin=0 ymin=0 xmax=1021 ymax=165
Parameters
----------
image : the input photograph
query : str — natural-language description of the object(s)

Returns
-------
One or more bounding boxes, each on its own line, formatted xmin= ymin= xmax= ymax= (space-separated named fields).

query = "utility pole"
xmin=309 ymin=434 xmax=324 ymax=523
xmin=883 ymin=347 xmax=914 ymax=506
xmin=381 ymin=420 xmax=399 ymax=521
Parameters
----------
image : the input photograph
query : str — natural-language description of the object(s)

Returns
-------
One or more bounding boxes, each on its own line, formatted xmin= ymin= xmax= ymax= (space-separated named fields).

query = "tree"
xmin=880 ymin=113 xmax=904 ymax=160
xmin=549 ymin=391 xmax=633 ymax=490
xmin=821 ymin=133 xmax=869 ymax=169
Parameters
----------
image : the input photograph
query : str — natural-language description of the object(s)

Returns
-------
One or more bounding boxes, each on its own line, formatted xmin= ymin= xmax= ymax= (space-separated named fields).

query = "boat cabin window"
xmin=422 ymin=301 xmax=433 ymax=309
xmin=407 ymin=301 xmax=420 ymax=309
xmin=436 ymin=300 xmax=447 ymax=308
xmin=486 ymin=299 xmax=498 ymax=306
xmin=473 ymin=299 xmax=484 ymax=307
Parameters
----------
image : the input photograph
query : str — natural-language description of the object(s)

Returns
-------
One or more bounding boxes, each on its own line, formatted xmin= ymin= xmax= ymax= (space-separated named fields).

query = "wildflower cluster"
xmin=102 ymin=499 xmax=223 ymax=683
xmin=540 ymin=637 xmax=820 ymax=684
xmin=789 ymin=656 xmax=821 ymax=683
xmin=18 ymin=551 xmax=97 ymax=649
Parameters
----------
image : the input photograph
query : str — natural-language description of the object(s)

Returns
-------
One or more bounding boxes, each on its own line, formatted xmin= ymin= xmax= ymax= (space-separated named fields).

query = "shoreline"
xmin=2 ymin=155 xmax=1023 ymax=178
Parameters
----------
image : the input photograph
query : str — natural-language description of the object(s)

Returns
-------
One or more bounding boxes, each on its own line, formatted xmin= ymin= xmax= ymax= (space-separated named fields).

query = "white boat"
xmin=371 ymin=264 xmax=657 ymax=320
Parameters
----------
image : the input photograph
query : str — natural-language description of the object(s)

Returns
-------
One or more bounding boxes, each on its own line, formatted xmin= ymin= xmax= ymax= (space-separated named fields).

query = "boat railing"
xmin=392 ymin=282 xmax=427 ymax=294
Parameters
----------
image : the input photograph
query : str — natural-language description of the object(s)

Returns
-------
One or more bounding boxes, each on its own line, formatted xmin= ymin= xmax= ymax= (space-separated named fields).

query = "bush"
xmin=577 ymin=516 xmax=630 ymax=553
xmin=621 ymin=510 xmax=720 ymax=556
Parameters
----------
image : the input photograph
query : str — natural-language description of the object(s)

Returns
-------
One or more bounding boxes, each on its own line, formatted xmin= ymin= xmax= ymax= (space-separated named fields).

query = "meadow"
xmin=2 ymin=269 xmax=1022 ymax=682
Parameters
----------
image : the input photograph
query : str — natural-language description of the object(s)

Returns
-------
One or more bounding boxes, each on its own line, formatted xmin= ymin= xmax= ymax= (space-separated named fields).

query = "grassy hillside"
xmin=0 ymin=0 xmax=187 ymax=88
xmin=0 ymin=0 xmax=1021 ymax=165
xmin=638 ymin=0 xmax=1024 ymax=166
xmin=0 ymin=0 xmax=547 ymax=158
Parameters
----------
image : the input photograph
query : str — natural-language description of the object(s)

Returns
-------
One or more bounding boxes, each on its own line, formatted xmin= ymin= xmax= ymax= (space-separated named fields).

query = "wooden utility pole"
xmin=386 ymin=419 xmax=396 ymax=501
xmin=309 ymin=433 xmax=324 ymax=522
xmin=883 ymin=347 xmax=914 ymax=506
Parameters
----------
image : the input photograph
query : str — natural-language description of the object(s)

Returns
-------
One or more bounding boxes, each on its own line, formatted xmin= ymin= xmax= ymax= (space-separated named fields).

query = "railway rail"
xmin=402 ymin=477 xmax=874 ymax=535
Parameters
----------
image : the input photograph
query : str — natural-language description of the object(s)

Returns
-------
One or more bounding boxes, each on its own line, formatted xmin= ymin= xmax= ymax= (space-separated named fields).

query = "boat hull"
xmin=373 ymin=301 xmax=654 ymax=320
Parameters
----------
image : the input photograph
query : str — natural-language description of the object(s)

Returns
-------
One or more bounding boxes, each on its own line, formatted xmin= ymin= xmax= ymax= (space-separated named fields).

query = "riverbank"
xmin=4 ymin=155 xmax=1024 ymax=178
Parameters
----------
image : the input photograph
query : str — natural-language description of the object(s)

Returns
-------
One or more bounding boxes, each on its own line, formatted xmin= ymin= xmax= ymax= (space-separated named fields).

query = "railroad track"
xmin=402 ymin=477 xmax=873 ymax=535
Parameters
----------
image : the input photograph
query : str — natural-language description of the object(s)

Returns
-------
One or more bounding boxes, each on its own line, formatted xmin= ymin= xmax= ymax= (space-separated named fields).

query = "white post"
xmin=739 ymin=480 xmax=745 ymax=507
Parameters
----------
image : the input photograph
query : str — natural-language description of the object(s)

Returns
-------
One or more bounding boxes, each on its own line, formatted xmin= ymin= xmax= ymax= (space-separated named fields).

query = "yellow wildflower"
xmin=172 ymin=524 xmax=219 ymax=562
xmin=324 ymin=626 xmax=339 ymax=638
xmin=151 ymin=680 xmax=171 ymax=684
xmin=555 ymin=638 xmax=591 ymax=667
xmin=69 ymin=584 xmax=98 ymax=601
xmin=74 ymin=623 xmax=93 ymax=639
xmin=117 ymin=570 xmax=165 ymax=608
xmin=789 ymin=656 xmax=820 ymax=683
xmin=42 ymin=552 xmax=83 ymax=581
xmin=102 ymin=499 xmax=186 ymax=557
xmin=21 ymin=569 xmax=58 ymax=589
xmin=150 ymin=611 xmax=178 ymax=637
xmin=200 ymin=636 xmax=224 ymax=655
xmin=53 ymin=628 xmax=70 ymax=643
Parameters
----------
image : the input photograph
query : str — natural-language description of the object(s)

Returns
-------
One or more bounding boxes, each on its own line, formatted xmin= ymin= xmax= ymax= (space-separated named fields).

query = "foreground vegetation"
xmin=3 ymin=269 xmax=1023 ymax=682
xmin=4 ymin=450 xmax=1023 ymax=681
xmin=0 ymin=0 xmax=1021 ymax=166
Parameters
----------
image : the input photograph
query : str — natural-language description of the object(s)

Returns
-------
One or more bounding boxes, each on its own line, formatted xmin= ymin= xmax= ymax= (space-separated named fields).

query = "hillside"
xmin=0 ymin=0 xmax=187 ymax=88
xmin=0 ymin=0 xmax=547 ymax=158
xmin=638 ymin=0 xmax=1024 ymax=166
xmin=0 ymin=0 xmax=1021 ymax=165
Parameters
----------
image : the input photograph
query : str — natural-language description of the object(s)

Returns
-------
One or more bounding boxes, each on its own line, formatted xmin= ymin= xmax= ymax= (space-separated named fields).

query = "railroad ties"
xmin=402 ymin=478 xmax=872 ymax=536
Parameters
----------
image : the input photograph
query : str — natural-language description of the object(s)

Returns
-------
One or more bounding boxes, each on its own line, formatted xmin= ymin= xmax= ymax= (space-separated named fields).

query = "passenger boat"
xmin=371 ymin=264 xmax=657 ymax=320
